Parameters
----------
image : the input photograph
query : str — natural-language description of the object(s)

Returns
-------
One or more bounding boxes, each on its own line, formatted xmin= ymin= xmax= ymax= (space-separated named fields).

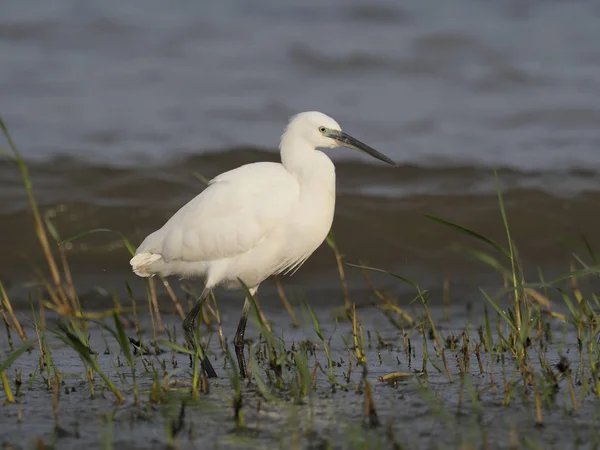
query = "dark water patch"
xmin=3 ymin=151 xmax=600 ymax=214
xmin=489 ymin=106 xmax=600 ymax=130
xmin=411 ymin=30 xmax=494 ymax=62
xmin=343 ymin=3 xmax=409 ymax=24
xmin=288 ymin=44 xmax=399 ymax=73
xmin=2 ymin=152 xmax=600 ymax=303
xmin=0 ymin=19 xmax=63 ymax=42
xmin=3 ymin=170 xmax=600 ymax=307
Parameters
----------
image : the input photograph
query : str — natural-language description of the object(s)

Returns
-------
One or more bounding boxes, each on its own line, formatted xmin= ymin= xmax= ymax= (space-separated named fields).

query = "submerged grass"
xmin=2 ymin=118 xmax=600 ymax=448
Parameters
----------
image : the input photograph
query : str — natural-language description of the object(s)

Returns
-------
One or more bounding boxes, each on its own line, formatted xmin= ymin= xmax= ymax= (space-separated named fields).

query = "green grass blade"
xmin=425 ymin=214 xmax=510 ymax=259
xmin=579 ymin=234 xmax=599 ymax=266
xmin=480 ymin=288 xmax=518 ymax=335
xmin=346 ymin=263 xmax=420 ymax=290
xmin=192 ymin=172 xmax=210 ymax=186
xmin=158 ymin=339 xmax=193 ymax=356
xmin=453 ymin=245 xmax=509 ymax=276
xmin=50 ymin=325 xmax=123 ymax=402
xmin=306 ymin=304 xmax=336 ymax=385
xmin=0 ymin=341 xmax=34 ymax=372
xmin=557 ymin=289 xmax=579 ymax=322
xmin=307 ymin=305 xmax=324 ymax=341
xmin=113 ymin=312 xmax=134 ymax=367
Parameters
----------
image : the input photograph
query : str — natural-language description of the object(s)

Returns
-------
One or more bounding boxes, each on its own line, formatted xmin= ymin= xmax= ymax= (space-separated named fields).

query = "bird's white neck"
xmin=279 ymin=133 xmax=335 ymax=182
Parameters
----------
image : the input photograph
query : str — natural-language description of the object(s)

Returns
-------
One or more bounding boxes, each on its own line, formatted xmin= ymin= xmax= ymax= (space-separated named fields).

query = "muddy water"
xmin=0 ymin=301 xmax=597 ymax=449
xmin=3 ymin=152 xmax=600 ymax=308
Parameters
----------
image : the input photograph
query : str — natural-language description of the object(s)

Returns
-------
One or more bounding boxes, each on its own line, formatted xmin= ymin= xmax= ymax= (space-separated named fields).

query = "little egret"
xmin=130 ymin=111 xmax=395 ymax=378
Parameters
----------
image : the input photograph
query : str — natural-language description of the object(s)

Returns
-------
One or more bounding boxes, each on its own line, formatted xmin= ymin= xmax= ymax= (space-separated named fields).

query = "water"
xmin=5 ymin=3 xmax=600 ymax=447
xmin=2 ymin=2 xmax=600 ymax=302
xmin=2 ymin=0 xmax=600 ymax=173
xmin=1 ymin=304 xmax=597 ymax=449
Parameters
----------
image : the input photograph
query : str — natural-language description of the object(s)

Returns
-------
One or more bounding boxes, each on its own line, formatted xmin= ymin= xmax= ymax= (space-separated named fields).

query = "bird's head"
xmin=283 ymin=111 xmax=396 ymax=166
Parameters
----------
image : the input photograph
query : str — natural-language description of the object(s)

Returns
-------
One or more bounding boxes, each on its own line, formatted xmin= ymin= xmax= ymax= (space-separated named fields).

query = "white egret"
xmin=130 ymin=111 xmax=395 ymax=378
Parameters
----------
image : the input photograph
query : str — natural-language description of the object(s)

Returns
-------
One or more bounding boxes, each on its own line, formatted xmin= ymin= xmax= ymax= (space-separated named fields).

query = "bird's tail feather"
xmin=130 ymin=252 xmax=162 ymax=277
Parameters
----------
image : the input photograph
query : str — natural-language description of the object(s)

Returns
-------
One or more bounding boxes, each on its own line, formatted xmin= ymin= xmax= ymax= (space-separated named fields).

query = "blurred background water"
xmin=2 ymin=0 xmax=600 ymax=303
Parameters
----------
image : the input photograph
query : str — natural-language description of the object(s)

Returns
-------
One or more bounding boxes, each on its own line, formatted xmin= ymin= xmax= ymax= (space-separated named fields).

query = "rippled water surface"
xmin=2 ymin=0 xmax=600 ymax=172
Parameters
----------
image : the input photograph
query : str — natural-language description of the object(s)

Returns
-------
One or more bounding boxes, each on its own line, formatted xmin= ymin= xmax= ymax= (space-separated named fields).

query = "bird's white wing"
xmin=136 ymin=162 xmax=299 ymax=263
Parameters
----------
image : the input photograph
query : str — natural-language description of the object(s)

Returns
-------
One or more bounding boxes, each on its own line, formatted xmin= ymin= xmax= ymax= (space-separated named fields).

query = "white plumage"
xmin=130 ymin=111 xmax=395 ymax=378
xmin=131 ymin=160 xmax=328 ymax=286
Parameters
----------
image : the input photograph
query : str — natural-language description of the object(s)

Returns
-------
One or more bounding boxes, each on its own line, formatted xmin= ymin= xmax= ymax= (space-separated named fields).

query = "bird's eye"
xmin=318 ymin=126 xmax=327 ymax=133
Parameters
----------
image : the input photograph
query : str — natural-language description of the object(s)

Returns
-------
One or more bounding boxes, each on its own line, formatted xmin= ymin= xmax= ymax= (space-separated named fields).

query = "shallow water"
xmin=1 ymin=299 xmax=598 ymax=449
xmin=3 ymin=0 xmax=600 ymax=304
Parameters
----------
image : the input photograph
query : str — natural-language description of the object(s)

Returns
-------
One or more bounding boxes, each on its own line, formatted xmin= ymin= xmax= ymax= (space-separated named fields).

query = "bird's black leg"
xmin=183 ymin=288 xmax=218 ymax=378
xmin=233 ymin=297 xmax=251 ymax=378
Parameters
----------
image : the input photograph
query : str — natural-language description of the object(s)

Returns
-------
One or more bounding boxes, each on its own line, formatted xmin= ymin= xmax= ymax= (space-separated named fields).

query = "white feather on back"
xmin=133 ymin=162 xmax=300 ymax=269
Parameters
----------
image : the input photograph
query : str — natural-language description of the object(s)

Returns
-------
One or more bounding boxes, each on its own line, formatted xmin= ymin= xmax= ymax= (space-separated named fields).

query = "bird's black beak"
xmin=326 ymin=130 xmax=396 ymax=166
